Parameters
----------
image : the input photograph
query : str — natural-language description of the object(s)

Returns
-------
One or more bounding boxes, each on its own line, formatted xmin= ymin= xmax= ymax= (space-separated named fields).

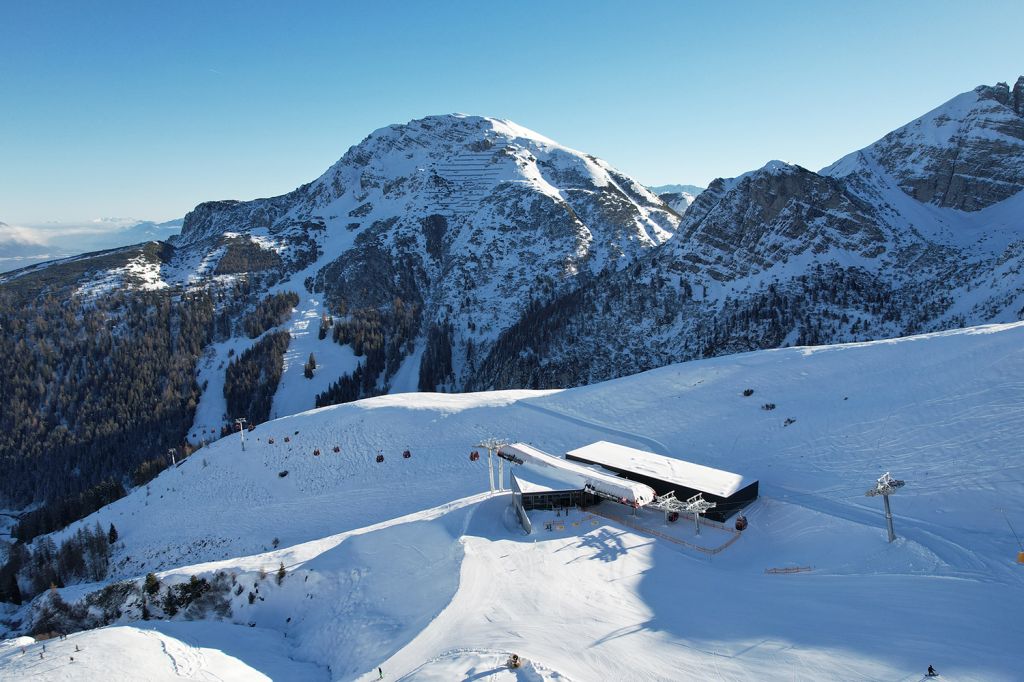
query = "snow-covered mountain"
xmin=824 ymin=77 xmax=1024 ymax=211
xmin=3 ymin=323 xmax=1022 ymax=680
xmin=470 ymin=78 xmax=1024 ymax=388
xmin=169 ymin=114 xmax=681 ymax=433
xmin=648 ymin=183 xmax=704 ymax=214
xmin=1 ymin=80 xmax=1023 ymax=517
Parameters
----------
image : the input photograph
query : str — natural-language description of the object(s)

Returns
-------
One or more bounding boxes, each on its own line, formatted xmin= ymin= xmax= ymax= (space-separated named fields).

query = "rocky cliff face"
xmin=824 ymin=76 xmax=1024 ymax=212
xmin=669 ymin=161 xmax=891 ymax=281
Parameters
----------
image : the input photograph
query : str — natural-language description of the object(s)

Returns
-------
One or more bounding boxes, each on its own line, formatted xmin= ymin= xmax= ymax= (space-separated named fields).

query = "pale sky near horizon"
xmin=1 ymin=0 xmax=1022 ymax=229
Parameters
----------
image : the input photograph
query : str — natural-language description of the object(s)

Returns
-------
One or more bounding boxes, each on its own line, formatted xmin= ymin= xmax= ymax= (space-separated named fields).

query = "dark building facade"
xmin=566 ymin=442 xmax=758 ymax=522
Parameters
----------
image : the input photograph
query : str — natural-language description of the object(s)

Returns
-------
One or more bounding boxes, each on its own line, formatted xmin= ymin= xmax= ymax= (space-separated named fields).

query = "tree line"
xmin=0 ymin=522 xmax=115 ymax=605
xmin=316 ymin=297 xmax=420 ymax=407
xmin=223 ymin=330 xmax=291 ymax=423
xmin=0 ymin=288 xmax=215 ymax=509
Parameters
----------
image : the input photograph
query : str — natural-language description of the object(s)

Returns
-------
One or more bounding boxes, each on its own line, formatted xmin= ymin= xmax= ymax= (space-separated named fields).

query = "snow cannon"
xmin=470 ymin=450 xmax=480 ymax=462
xmin=403 ymin=449 xmax=412 ymax=459
xmin=376 ymin=454 xmax=384 ymax=463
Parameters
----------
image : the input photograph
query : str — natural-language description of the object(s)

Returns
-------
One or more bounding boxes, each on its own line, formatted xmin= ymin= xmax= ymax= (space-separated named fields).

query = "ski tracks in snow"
xmin=142 ymin=628 xmax=220 ymax=681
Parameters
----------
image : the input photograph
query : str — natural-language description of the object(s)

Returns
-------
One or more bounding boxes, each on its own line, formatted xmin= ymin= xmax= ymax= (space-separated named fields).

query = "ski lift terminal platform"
xmin=566 ymin=441 xmax=759 ymax=522
xmin=499 ymin=441 xmax=758 ymax=529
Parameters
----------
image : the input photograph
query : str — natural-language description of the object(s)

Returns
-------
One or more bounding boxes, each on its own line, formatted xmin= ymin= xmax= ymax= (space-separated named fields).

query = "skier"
xmin=927 ymin=664 xmax=938 ymax=677
xmin=378 ymin=666 xmax=383 ymax=679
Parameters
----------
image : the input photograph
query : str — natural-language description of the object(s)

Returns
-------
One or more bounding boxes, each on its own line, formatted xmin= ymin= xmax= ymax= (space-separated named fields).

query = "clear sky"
xmin=2 ymin=0 xmax=1022 ymax=226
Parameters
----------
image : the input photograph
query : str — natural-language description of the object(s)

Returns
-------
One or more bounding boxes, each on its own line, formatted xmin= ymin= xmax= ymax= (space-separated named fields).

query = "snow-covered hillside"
xmin=4 ymin=323 xmax=1023 ymax=680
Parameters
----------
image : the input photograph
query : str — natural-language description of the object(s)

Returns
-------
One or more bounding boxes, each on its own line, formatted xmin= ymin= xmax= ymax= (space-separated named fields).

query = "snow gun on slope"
xmin=498 ymin=443 xmax=656 ymax=507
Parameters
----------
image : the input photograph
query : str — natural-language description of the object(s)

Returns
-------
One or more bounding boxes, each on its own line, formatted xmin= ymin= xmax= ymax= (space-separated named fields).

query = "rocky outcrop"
xmin=826 ymin=77 xmax=1024 ymax=211
xmin=669 ymin=162 xmax=888 ymax=281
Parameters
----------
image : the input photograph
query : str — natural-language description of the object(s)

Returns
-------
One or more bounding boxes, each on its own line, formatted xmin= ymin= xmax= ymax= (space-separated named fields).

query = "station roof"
xmin=502 ymin=442 xmax=656 ymax=506
xmin=565 ymin=441 xmax=754 ymax=498
xmin=510 ymin=469 xmax=580 ymax=494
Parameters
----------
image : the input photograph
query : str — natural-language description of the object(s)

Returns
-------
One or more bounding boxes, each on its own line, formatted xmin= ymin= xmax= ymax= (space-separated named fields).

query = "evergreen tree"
xmin=144 ymin=572 xmax=160 ymax=597
xmin=108 ymin=523 xmax=118 ymax=545
xmin=162 ymin=588 xmax=178 ymax=616
xmin=276 ymin=562 xmax=286 ymax=586
xmin=2 ymin=572 xmax=21 ymax=605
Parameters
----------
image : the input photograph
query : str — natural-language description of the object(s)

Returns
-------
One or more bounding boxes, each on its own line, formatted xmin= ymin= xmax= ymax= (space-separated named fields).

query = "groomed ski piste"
xmin=3 ymin=323 xmax=1024 ymax=680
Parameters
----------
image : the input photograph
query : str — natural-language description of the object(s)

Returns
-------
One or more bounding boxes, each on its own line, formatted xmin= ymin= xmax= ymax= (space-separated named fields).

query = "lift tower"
xmin=865 ymin=471 xmax=905 ymax=543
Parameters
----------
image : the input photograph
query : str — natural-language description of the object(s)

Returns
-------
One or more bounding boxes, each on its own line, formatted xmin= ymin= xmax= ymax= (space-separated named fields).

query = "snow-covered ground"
xmin=269 ymin=294 xmax=360 ymax=421
xmin=0 ymin=621 xmax=327 ymax=681
xmin=4 ymin=323 xmax=1024 ymax=680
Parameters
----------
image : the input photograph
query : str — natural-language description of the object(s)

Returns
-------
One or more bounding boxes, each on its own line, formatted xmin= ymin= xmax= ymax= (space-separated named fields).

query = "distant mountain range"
xmin=1 ymin=77 xmax=1022 ymax=511
xmin=0 ymin=218 xmax=182 ymax=273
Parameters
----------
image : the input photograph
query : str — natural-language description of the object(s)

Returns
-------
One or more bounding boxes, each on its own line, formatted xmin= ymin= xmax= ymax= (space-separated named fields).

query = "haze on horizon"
xmin=2 ymin=0 xmax=1022 ymax=230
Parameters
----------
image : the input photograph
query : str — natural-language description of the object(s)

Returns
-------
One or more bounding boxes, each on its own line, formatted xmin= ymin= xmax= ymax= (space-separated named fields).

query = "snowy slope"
xmin=4 ymin=322 xmax=1024 ymax=680
xmin=5 ymin=82 xmax=1024 ymax=555
xmin=0 ymin=621 xmax=327 ymax=681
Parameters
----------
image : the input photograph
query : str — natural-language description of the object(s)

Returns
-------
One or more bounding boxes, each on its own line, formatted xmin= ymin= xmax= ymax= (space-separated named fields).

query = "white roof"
xmin=511 ymin=469 xmax=580 ymax=494
xmin=502 ymin=443 xmax=656 ymax=506
xmin=565 ymin=441 xmax=753 ymax=498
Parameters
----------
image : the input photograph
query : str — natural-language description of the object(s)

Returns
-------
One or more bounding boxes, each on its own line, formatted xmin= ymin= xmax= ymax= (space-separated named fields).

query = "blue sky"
xmin=1 ymin=0 xmax=1022 ymax=226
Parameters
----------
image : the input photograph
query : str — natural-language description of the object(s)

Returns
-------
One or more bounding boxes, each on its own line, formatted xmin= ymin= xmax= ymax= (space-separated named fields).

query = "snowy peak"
xmin=314 ymin=113 xmax=673 ymax=230
xmin=177 ymin=113 xmax=677 ymax=252
xmin=824 ymin=77 xmax=1024 ymax=211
